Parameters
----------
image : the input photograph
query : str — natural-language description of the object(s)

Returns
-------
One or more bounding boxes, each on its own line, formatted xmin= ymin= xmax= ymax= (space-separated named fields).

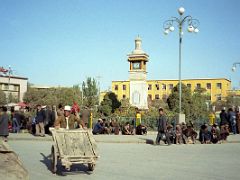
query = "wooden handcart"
xmin=50 ymin=128 xmax=99 ymax=173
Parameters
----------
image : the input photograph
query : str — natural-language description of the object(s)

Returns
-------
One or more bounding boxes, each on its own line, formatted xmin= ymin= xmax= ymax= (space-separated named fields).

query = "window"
xmin=4 ymin=84 xmax=8 ymax=90
xmin=196 ymin=83 xmax=201 ymax=89
xmin=114 ymin=85 xmax=118 ymax=90
xmin=217 ymin=83 xmax=222 ymax=89
xmin=206 ymin=83 xmax=211 ymax=89
xmin=187 ymin=84 xmax=191 ymax=88
xmin=123 ymin=85 xmax=126 ymax=90
xmin=162 ymin=84 xmax=166 ymax=90
xmin=162 ymin=94 xmax=168 ymax=101
xmin=148 ymin=94 xmax=152 ymax=100
xmin=123 ymin=95 xmax=126 ymax=99
xmin=155 ymin=94 xmax=160 ymax=99
xmin=216 ymin=94 xmax=222 ymax=101
xmin=14 ymin=85 xmax=19 ymax=91
xmin=148 ymin=84 xmax=152 ymax=90
xmin=155 ymin=84 xmax=159 ymax=90
xmin=169 ymin=84 xmax=173 ymax=90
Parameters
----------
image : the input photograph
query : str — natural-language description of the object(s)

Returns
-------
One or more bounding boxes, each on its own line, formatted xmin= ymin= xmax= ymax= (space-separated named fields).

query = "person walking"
xmin=220 ymin=107 xmax=229 ymax=126
xmin=0 ymin=107 xmax=9 ymax=142
xmin=156 ymin=108 xmax=171 ymax=145
xmin=228 ymin=108 xmax=237 ymax=134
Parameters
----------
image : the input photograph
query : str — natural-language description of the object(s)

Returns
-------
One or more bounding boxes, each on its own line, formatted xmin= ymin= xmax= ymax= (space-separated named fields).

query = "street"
xmin=8 ymin=140 xmax=240 ymax=180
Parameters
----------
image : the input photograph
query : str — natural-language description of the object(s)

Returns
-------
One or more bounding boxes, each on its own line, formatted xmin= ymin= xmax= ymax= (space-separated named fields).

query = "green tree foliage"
xmin=82 ymin=77 xmax=98 ymax=108
xmin=167 ymin=83 xmax=209 ymax=123
xmin=0 ymin=89 xmax=6 ymax=105
xmin=23 ymin=85 xmax=81 ymax=107
xmin=8 ymin=93 xmax=19 ymax=103
xmin=98 ymin=92 xmax=121 ymax=116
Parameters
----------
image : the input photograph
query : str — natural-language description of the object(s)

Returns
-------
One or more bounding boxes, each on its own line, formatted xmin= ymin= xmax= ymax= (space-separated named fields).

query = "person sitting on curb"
xmin=92 ymin=119 xmax=106 ymax=134
xmin=136 ymin=124 xmax=147 ymax=135
xmin=175 ymin=124 xmax=183 ymax=144
xmin=54 ymin=105 xmax=83 ymax=130
xmin=220 ymin=124 xmax=230 ymax=142
xmin=211 ymin=123 xmax=220 ymax=144
xmin=183 ymin=123 xmax=197 ymax=144
xmin=199 ymin=124 xmax=212 ymax=144
xmin=122 ymin=122 xmax=133 ymax=135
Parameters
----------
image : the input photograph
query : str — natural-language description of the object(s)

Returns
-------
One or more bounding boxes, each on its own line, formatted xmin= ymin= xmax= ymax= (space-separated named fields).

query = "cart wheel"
xmin=88 ymin=163 xmax=95 ymax=171
xmin=51 ymin=145 xmax=57 ymax=173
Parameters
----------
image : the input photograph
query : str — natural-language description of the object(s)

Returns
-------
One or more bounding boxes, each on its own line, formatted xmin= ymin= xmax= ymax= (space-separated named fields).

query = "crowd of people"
xmin=156 ymin=107 xmax=240 ymax=145
xmin=1 ymin=103 xmax=240 ymax=143
xmin=92 ymin=118 xmax=147 ymax=135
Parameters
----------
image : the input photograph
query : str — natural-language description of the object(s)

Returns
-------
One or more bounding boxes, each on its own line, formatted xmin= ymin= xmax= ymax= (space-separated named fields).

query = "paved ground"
xmin=8 ymin=139 xmax=240 ymax=180
xmin=8 ymin=132 xmax=240 ymax=144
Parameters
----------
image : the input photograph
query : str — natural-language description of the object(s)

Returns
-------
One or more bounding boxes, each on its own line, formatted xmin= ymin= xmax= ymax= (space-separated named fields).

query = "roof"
xmin=0 ymin=75 xmax=28 ymax=80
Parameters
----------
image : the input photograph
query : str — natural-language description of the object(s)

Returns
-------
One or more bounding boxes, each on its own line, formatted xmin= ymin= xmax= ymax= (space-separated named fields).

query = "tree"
xmin=82 ymin=77 xmax=99 ymax=108
xmin=23 ymin=86 xmax=82 ymax=107
xmin=98 ymin=92 xmax=121 ymax=116
xmin=8 ymin=93 xmax=19 ymax=103
xmin=0 ymin=89 xmax=6 ymax=105
xmin=167 ymin=83 xmax=193 ymax=119
xmin=167 ymin=83 xmax=209 ymax=123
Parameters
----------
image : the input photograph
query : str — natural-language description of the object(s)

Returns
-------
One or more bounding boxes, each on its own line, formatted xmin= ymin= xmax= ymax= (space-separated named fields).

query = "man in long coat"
xmin=0 ymin=106 xmax=9 ymax=142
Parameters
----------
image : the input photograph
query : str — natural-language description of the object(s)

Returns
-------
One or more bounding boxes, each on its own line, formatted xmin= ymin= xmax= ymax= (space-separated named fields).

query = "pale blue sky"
xmin=1 ymin=0 xmax=240 ymax=90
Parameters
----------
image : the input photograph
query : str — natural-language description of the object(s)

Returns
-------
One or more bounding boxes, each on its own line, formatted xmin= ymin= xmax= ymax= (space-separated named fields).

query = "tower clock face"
xmin=133 ymin=62 xmax=140 ymax=70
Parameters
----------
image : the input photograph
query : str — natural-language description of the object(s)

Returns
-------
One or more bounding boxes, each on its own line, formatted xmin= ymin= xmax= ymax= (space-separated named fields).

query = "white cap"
xmin=14 ymin=106 xmax=20 ymax=111
xmin=64 ymin=105 xmax=71 ymax=111
xmin=41 ymin=105 xmax=46 ymax=109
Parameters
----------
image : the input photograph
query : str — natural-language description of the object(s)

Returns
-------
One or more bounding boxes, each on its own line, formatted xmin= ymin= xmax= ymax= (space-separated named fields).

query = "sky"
xmin=0 ymin=0 xmax=240 ymax=91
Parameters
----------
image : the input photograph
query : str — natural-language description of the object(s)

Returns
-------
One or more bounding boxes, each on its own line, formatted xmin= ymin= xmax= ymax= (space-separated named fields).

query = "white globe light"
xmin=232 ymin=66 xmax=236 ymax=72
xmin=164 ymin=29 xmax=169 ymax=35
xmin=169 ymin=26 xmax=175 ymax=32
xmin=188 ymin=25 xmax=194 ymax=32
xmin=178 ymin=7 xmax=185 ymax=15
xmin=194 ymin=28 xmax=199 ymax=33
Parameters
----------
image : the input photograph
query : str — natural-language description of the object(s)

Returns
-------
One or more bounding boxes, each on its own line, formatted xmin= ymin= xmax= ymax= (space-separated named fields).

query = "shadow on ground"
xmin=40 ymin=153 xmax=92 ymax=176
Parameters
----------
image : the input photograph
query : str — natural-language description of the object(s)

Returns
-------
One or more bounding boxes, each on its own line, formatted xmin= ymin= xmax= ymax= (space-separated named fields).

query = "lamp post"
xmin=232 ymin=62 xmax=240 ymax=72
xmin=6 ymin=65 xmax=12 ymax=107
xmin=163 ymin=7 xmax=199 ymax=122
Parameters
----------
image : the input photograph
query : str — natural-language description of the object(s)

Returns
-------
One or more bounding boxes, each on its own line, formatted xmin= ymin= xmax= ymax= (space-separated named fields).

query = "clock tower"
xmin=128 ymin=36 xmax=149 ymax=109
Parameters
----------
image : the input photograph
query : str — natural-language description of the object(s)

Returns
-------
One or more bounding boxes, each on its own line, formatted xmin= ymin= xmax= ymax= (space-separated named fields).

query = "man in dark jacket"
xmin=35 ymin=105 xmax=45 ymax=137
xmin=220 ymin=108 xmax=229 ymax=126
xmin=228 ymin=108 xmax=237 ymax=134
xmin=0 ymin=107 xmax=9 ymax=142
xmin=156 ymin=108 xmax=171 ymax=145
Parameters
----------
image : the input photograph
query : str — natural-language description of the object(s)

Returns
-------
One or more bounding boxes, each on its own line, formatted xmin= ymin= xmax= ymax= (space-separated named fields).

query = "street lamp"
xmin=163 ymin=7 xmax=199 ymax=122
xmin=232 ymin=62 xmax=240 ymax=72
xmin=7 ymin=65 xmax=13 ymax=106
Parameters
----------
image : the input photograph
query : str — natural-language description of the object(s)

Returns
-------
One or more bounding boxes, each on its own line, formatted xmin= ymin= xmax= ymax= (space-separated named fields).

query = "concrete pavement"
xmin=7 ymin=132 xmax=240 ymax=144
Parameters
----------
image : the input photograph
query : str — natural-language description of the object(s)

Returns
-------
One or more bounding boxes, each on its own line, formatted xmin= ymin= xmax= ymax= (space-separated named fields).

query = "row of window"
xmin=114 ymin=83 xmax=223 ymax=91
xmin=119 ymin=94 xmax=222 ymax=101
xmin=0 ymin=84 xmax=19 ymax=91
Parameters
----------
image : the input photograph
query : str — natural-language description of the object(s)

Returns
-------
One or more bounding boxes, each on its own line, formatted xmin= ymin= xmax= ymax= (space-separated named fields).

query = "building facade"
xmin=0 ymin=75 xmax=28 ymax=102
xmin=109 ymin=37 xmax=232 ymax=108
xmin=112 ymin=78 xmax=231 ymax=103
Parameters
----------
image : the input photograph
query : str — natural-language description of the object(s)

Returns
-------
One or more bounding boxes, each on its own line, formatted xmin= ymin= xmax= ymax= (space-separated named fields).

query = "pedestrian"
xmin=155 ymin=108 xmax=171 ymax=145
xmin=0 ymin=106 xmax=9 ymax=142
xmin=220 ymin=107 xmax=229 ymax=126
xmin=54 ymin=105 xmax=83 ymax=129
xmin=57 ymin=104 xmax=64 ymax=117
xmin=236 ymin=108 xmax=240 ymax=134
xmin=35 ymin=105 xmax=46 ymax=137
xmin=228 ymin=108 xmax=237 ymax=134
xmin=11 ymin=106 xmax=23 ymax=133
